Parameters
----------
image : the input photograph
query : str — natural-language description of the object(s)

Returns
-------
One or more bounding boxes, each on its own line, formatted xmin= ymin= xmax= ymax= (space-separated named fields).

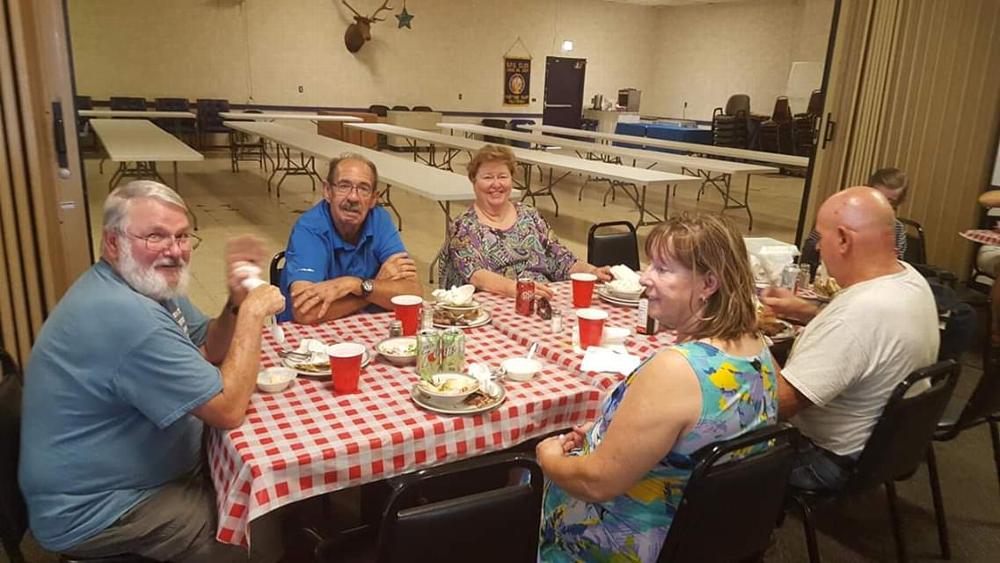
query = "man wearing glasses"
xmin=280 ymin=153 xmax=421 ymax=323
xmin=20 ymin=181 xmax=286 ymax=561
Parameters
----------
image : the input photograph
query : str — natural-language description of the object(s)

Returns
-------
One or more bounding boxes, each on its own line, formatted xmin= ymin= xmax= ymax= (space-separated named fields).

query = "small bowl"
xmin=502 ymin=357 xmax=542 ymax=381
xmin=417 ymin=373 xmax=479 ymax=407
xmin=257 ymin=367 xmax=297 ymax=393
xmin=377 ymin=336 xmax=418 ymax=366
xmin=602 ymin=326 xmax=631 ymax=345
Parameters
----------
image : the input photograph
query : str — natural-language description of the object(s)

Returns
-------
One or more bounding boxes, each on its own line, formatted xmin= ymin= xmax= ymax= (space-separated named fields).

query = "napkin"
xmin=431 ymin=284 xmax=475 ymax=306
xmin=293 ymin=338 xmax=330 ymax=362
xmin=580 ymin=346 xmax=641 ymax=375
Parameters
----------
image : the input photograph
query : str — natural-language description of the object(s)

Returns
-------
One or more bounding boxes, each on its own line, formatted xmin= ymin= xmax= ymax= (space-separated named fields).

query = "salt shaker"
xmin=550 ymin=309 xmax=563 ymax=333
xmin=421 ymin=304 xmax=436 ymax=330
xmin=388 ymin=320 xmax=403 ymax=338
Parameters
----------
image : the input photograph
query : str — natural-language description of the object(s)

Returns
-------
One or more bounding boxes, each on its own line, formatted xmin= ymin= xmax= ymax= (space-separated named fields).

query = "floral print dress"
xmin=539 ymin=341 xmax=778 ymax=562
xmin=439 ymin=203 xmax=578 ymax=288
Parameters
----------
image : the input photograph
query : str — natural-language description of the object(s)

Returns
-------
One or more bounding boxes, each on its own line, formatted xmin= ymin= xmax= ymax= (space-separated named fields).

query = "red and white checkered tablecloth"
xmin=960 ymin=229 xmax=1000 ymax=247
xmin=208 ymin=312 xmax=603 ymax=547
xmin=475 ymin=282 xmax=677 ymax=390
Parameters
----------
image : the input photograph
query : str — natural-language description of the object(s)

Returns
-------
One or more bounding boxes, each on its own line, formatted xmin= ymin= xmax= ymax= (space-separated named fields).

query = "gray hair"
xmin=103 ymin=180 xmax=188 ymax=232
xmin=326 ymin=153 xmax=379 ymax=190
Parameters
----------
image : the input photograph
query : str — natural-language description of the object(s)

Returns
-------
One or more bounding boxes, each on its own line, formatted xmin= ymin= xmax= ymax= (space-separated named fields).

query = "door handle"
xmin=51 ymin=101 xmax=70 ymax=174
xmin=544 ymin=104 xmax=572 ymax=109
xmin=821 ymin=112 xmax=836 ymax=149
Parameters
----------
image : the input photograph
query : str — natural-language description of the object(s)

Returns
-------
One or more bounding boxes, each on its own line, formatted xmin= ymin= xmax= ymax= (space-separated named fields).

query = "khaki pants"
xmin=66 ymin=465 xmax=281 ymax=563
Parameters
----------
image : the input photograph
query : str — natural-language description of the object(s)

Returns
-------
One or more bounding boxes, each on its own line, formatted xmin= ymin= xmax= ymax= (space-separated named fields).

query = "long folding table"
xmin=440 ymin=123 xmax=779 ymax=230
xmin=90 ymin=119 xmax=203 ymax=190
xmin=526 ymin=123 xmax=810 ymax=169
xmin=348 ymin=122 xmax=700 ymax=228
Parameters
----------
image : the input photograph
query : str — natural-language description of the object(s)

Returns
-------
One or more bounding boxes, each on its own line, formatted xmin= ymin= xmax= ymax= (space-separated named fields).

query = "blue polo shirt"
xmin=19 ymin=260 xmax=222 ymax=552
xmin=279 ymin=202 xmax=405 ymax=321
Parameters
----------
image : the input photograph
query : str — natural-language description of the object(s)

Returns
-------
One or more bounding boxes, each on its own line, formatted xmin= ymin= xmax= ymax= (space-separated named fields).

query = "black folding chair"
xmin=657 ymin=423 xmax=800 ymax=562
xmin=269 ymin=251 xmax=286 ymax=287
xmin=314 ymin=452 xmax=543 ymax=563
xmin=788 ymin=360 xmax=961 ymax=563
xmin=587 ymin=221 xmax=640 ymax=271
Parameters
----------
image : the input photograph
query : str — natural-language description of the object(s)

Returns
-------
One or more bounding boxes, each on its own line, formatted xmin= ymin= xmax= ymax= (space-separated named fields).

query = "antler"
xmin=341 ymin=0 xmax=363 ymax=19
xmin=370 ymin=0 xmax=393 ymax=22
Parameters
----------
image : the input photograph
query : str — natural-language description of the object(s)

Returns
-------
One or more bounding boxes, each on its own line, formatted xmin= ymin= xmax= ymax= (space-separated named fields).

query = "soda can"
xmin=440 ymin=327 xmax=466 ymax=373
xmin=516 ymin=278 xmax=535 ymax=316
xmin=780 ymin=263 xmax=801 ymax=293
xmin=416 ymin=329 xmax=441 ymax=380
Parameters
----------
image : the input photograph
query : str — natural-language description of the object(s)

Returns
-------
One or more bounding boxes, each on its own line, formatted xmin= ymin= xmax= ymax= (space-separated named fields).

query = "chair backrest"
xmin=657 ymin=424 xmax=800 ymax=563
xmin=508 ymin=119 xmax=534 ymax=148
xmin=74 ymin=95 xmax=93 ymax=110
xmin=480 ymin=119 xmax=508 ymax=145
xmin=368 ymin=104 xmax=390 ymax=117
xmin=154 ymin=97 xmax=189 ymax=112
xmin=897 ymin=217 xmax=927 ymax=264
xmin=725 ymin=94 xmax=750 ymax=117
xmin=0 ymin=352 xmax=26 ymax=550
xmin=390 ymin=105 xmax=410 ymax=111
xmin=375 ymin=453 xmax=543 ymax=563
xmin=771 ymin=96 xmax=792 ymax=123
xmin=269 ymin=251 xmax=285 ymax=287
xmin=109 ymin=96 xmax=146 ymax=111
xmin=587 ymin=221 xmax=639 ymax=271
xmin=847 ymin=360 xmax=961 ymax=492
xmin=412 ymin=105 xmax=433 ymax=112
xmin=799 ymin=231 xmax=820 ymax=281
xmin=195 ymin=98 xmax=231 ymax=131
xmin=806 ymin=89 xmax=824 ymax=116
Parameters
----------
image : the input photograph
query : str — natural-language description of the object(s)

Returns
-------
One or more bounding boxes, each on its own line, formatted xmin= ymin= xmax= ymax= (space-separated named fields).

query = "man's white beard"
xmin=118 ymin=241 xmax=190 ymax=301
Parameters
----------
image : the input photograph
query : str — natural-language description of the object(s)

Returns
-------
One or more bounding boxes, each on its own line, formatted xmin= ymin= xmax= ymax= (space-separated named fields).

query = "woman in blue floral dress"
xmin=439 ymin=145 xmax=610 ymax=297
xmin=536 ymin=214 xmax=779 ymax=562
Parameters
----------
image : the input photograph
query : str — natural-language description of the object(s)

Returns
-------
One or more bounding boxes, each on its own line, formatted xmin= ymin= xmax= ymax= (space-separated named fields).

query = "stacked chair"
xmin=758 ymin=96 xmax=795 ymax=154
xmin=711 ymin=94 xmax=750 ymax=148
xmin=480 ymin=118 xmax=508 ymax=145
xmin=153 ymin=97 xmax=196 ymax=146
xmin=793 ymin=89 xmax=824 ymax=157
xmin=195 ymin=98 xmax=231 ymax=150
xmin=108 ymin=96 xmax=146 ymax=111
xmin=368 ymin=105 xmax=390 ymax=150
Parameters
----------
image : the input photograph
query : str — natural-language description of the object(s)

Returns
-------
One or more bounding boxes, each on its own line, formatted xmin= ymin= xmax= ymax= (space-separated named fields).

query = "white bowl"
xmin=377 ymin=336 xmax=418 ymax=366
xmin=417 ymin=373 xmax=479 ymax=407
xmin=257 ymin=367 xmax=297 ymax=393
xmin=502 ymin=358 xmax=542 ymax=381
xmin=602 ymin=326 xmax=631 ymax=345
xmin=606 ymin=280 xmax=644 ymax=300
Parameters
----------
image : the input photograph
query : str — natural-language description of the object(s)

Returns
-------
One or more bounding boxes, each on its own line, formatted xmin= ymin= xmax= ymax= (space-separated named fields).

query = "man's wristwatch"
xmin=360 ymin=279 xmax=375 ymax=297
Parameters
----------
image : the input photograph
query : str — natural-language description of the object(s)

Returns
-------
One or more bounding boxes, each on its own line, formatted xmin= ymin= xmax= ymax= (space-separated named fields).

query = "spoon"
xmin=525 ymin=342 xmax=539 ymax=361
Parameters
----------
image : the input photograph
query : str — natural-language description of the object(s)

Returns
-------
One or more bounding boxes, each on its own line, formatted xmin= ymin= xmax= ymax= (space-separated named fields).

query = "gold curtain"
xmin=1 ymin=0 xmax=90 ymax=367
xmin=807 ymin=0 xmax=1000 ymax=277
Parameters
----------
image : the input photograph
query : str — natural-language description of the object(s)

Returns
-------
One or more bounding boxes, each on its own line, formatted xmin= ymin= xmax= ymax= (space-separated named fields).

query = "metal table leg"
xmin=427 ymin=201 xmax=453 ymax=284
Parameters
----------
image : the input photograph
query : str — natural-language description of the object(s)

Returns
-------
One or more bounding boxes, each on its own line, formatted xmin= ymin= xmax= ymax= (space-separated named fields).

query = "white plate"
xmin=596 ymin=286 xmax=639 ymax=307
xmin=410 ymin=381 xmax=506 ymax=415
xmin=765 ymin=320 xmax=798 ymax=342
xmin=433 ymin=310 xmax=492 ymax=329
xmin=282 ymin=348 xmax=372 ymax=377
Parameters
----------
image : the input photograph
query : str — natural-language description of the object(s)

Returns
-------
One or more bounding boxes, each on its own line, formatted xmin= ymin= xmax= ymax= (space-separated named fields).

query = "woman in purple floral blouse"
xmin=440 ymin=145 xmax=611 ymax=298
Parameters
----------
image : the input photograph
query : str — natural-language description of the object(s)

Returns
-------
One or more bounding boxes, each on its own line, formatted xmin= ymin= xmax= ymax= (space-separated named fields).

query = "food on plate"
xmin=756 ymin=307 xmax=790 ymax=338
xmin=812 ymin=276 xmax=841 ymax=298
xmin=463 ymin=391 xmax=495 ymax=409
xmin=433 ymin=302 xmax=482 ymax=326
xmin=421 ymin=376 xmax=477 ymax=394
xmin=289 ymin=360 xmax=329 ymax=374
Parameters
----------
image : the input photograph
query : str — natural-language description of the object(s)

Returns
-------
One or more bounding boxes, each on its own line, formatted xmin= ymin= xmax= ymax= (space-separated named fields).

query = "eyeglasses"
xmin=121 ymin=230 xmax=202 ymax=251
xmin=332 ymin=181 xmax=375 ymax=197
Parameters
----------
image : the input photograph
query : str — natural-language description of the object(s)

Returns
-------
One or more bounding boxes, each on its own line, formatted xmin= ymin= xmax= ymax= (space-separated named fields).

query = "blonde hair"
xmin=466 ymin=144 xmax=516 ymax=181
xmin=645 ymin=213 xmax=757 ymax=341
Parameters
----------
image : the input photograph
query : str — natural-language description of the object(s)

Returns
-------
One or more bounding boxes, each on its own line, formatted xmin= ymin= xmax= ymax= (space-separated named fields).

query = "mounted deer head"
xmin=343 ymin=0 xmax=392 ymax=53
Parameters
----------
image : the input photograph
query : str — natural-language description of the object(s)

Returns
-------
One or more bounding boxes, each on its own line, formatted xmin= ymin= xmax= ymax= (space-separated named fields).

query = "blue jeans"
xmin=789 ymin=440 xmax=859 ymax=491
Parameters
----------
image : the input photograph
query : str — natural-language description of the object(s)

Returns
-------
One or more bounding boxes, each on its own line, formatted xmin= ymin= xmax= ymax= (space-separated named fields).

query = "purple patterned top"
xmin=439 ymin=203 xmax=578 ymax=288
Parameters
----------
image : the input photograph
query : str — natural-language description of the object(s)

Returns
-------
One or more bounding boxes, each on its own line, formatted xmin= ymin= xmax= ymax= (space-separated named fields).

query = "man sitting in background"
xmin=19 ymin=181 xmax=285 ymax=562
xmin=763 ymin=186 xmax=940 ymax=490
xmin=279 ymin=153 xmax=422 ymax=323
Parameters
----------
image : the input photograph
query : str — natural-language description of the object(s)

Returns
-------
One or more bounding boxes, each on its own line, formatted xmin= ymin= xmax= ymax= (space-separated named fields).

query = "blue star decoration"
xmin=396 ymin=7 xmax=413 ymax=29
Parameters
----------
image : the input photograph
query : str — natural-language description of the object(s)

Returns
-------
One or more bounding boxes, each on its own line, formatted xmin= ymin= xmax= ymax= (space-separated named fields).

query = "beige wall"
xmin=68 ymin=0 xmax=659 ymax=114
xmin=68 ymin=0 xmax=832 ymax=119
xmin=646 ymin=0 xmax=834 ymax=120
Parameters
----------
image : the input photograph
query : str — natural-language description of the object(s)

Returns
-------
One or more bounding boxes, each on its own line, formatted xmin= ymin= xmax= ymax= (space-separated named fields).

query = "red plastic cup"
xmin=577 ymin=308 xmax=608 ymax=350
xmin=571 ymin=273 xmax=598 ymax=308
xmin=328 ymin=342 xmax=366 ymax=394
xmin=391 ymin=295 xmax=423 ymax=336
